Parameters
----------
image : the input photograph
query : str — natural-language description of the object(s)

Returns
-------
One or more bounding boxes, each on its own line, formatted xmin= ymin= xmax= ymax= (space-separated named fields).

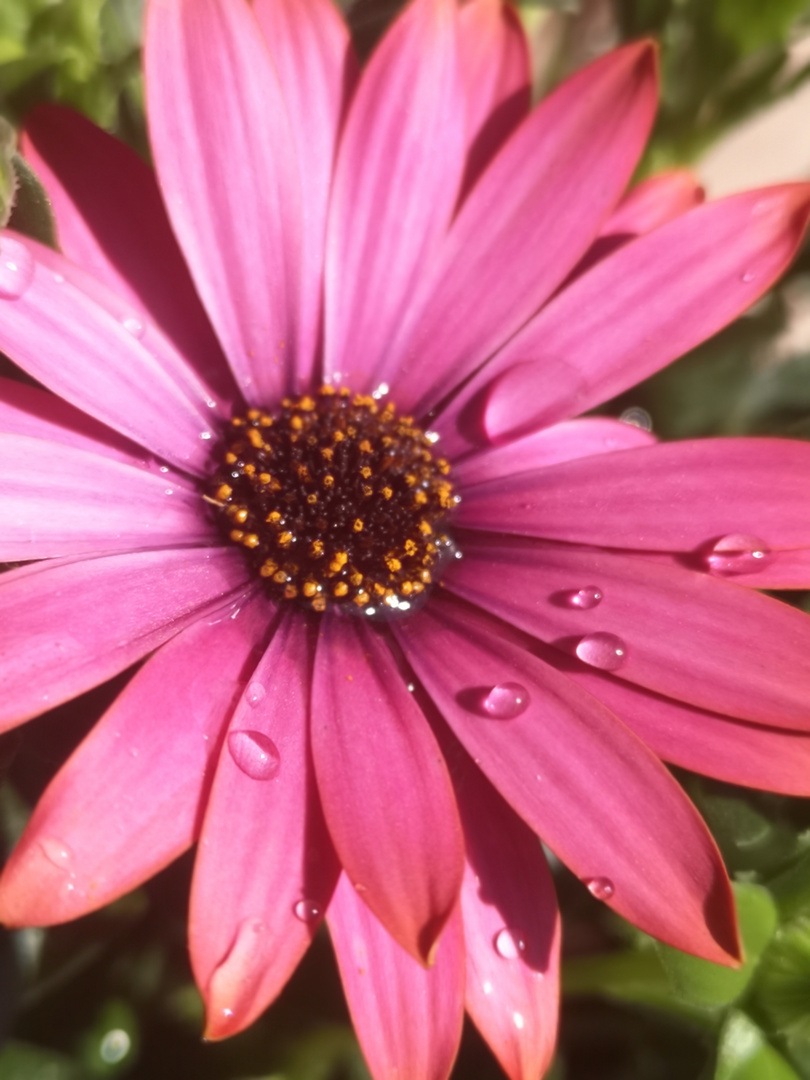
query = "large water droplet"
xmin=494 ymin=927 xmax=527 ymax=959
xmin=121 ymin=315 xmax=145 ymax=338
xmin=619 ymin=406 xmax=652 ymax=432
xmin=0 ymin=239 xmax=35 ymax=299
xmin=482 ymin=683 xmax=530 ymax=719
xmin=245 ymin=682 xmax=266 ymax=708
xmin=566 ymin=586 xmax=603 ymax=610
xmin=40 ymin=838 xmax=73 ymax=870
xmin=705 ymin=534 xmax=771 ymax=577
xmin=576 ymin=632 xmax=627 ymax=671
xmin=293 ymin=899 xmax=321 ymax=923
xmin=585 ymin=876 xmax=615 ymax=901
xmin=227 ymin=730 xmax=280 ymax=780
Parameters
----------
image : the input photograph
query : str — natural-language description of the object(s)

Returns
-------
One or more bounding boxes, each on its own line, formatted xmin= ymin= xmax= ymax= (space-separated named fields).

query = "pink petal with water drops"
xmin=454 ymin=416 xmax=655 ymax=487
xmin=457 ymin=0 xmax=531 ymax=197
xmin=327 ymin=874 xmax=465 ymax=1080
xmin=377 ymin=42 xmax=658 ymax=414
xmin=453 ymin=184 xmax=810 ymax=445
xmin=0 ymin=233 xmax=222 ymax=473
xmin=323 ymin=0 xmax=466 ymax=391
xmin=602 ymin=170 xmax=705 ymax=236
xmin=253 ymin=0 xmax=357 ymax=390
xmin=146 ymin=0 xmax=302 ymax=402
xmin=21 ymin=105 xmax=235 ymax=404
xmin=395 ymin=595 xmax=739 ymax=965
xmin=0 ymin=599 xmax=269 ymax=927
xmin=557 ymin=665 xmax=810 ymax=797
xmin=0 ymin=432 xmax=206 ymax=561
xmin=0 ymin=547 xmax=250 ymax=731
xmin=192 ymin=612 xmax=340 ymax=1040
xmin=689 ymin=546 xmax=810 ymax=590
xmin=311 ymin=615 xmax=464 ymax=964
xmin=448 ymin=740 xmax=560 ymax=1080
xmin=447 ymin=534 xmax=810 ymax=732
xmin=457 ymin=438 xmax=810 ymax=551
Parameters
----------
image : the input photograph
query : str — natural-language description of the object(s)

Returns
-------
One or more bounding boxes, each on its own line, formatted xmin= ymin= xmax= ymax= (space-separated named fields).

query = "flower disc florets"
xmin=207 ymin=386 xmax=458 ymax=615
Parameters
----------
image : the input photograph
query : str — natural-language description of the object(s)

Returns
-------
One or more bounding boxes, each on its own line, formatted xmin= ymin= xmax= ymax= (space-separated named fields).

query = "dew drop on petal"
xmin=0 ymin=240 xmax=35 ymax=299
xmin=494 ymin=927 xmax=527 ymax=959
xmin=705 ymin=534 xmax=771 ymax=577
xmin=482 ymin=683 xmax=530 ymax=719
xmin=513 ymin=1012 xmax=525 ymax=1030
xmin=121 ymin=315 xmax=145 ymax=338
xmin=293 ymin=899 xmax=321 ymax=923
xmin=245 ymin=681 xmax=266 ymax=708
xmin=227 ymin=730 xmax=280 ymax=780
xmin=575 ymin=632 xmax=627 ymax=671
xmin=619 ymin=406 xmax=652 ymax=431
xmin=740 ymin=271 xmax=755 ymax=283
xmin=40 ymin=838 xmax=73 ymax=870
xmin=566 ymin=586 xmax=603 ymax=610
xmin=585 ymin=876 xmax=615 ymax=901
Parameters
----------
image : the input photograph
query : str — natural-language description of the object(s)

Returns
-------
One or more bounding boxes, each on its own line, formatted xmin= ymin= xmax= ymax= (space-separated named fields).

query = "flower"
xmin=1 ymin=0 xmax=810 ymax=1077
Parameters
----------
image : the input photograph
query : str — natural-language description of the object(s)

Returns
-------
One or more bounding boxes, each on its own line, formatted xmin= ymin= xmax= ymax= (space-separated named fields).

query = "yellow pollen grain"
xmin=382 ymin=486 xmax=393 ymax=500
xmin=273 ymin=570 xmax=288 ymax=584
xmin=216 ymin=483 xmax=233 ymax=500
xmin=258 ymin=472 xmax=272 ymax=485
xmin=323 ymin=474 xmax=335 ymax=488
xmin=312 ymin=595 xmax=327 ymax=612
xmin=418 ymin=520 xmax=433 ymax=535
xmin=230 ymin=416 xmax=245 ymax=427
xmin=229 ymin=529 xmax=245 ymax=542
xmin=307 ymin=493 xmax=318 ymax=505
xmin=360 ymin=466 xmax=372 ymax=479
xmin=233 ymin=508 xmax=249 ymax=524
xmin=354 ymin=591 xmax=370 ymax=605
xmin=413 ymin=491 xmax=428 ymax=507
xmin=266 ymin=510 xmax=282 ymax=524
xmin=404 ymin=540 xmax=417 ymax=556
xmin=401 ymin=581 xmax=414 ymax=595
xmin=259 ymin=415 xmax=272 ymax=427
xmin=242 ymin=534 xmax=260 ymax=549
xmin=284 ymin=584 xmax=298 ymax=599
xmin=302 ymin=582 xmax=318 ymax=598
xmin=334 ymin=582 xmax=349 ymax=598
xmin=299 ymin=395 xmax=316 ymax=411
xmin=404 ymin=474 xmax=416 ymax=487
xmin=329 ymin=551 xmax=348 ymax=572
xmin=246 ymin=408 xmax=261 ymax=421
xmin=278 ymin=531 xmax=293 ymax=547
xmin=260 ymin=560 xmax=278 ymax=577
xmin=225 ymin=452 xmax=237 ymax=465
xmin=385 ymin=555 xmax=402 ymax=573
xmin=353 ymin=518 xmax=364 ymax=532
xmin=311 ymin=540 xmax=325 ymax=557
xmin=332 ymin=430 xmax=345 ymax=443
xmin=321 ymin=447 xmax=334 ymax=461
xmin=247 ymin=428 xmax=264 ymax=449
xmin=350 ymin=571 xmax=364 ymax=586
xmin=319 ymin=384 xmax=336 ymax=396
xmin=289 ymin=415 xmax=303 ymax=431
xmin=358 ymin=439 xmax=372 ymax=454
xmin=373 ymin=583 xmax=386 ymax=596
xmin=244 ymin=463 xmax=256 ymax=476
xmin=362 ymin=485 xmax=373 ymax=497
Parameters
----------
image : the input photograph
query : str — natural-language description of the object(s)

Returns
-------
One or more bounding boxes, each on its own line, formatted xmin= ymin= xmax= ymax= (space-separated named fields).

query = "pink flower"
xmin=1 ymin=0 xmax=810 ymax=1077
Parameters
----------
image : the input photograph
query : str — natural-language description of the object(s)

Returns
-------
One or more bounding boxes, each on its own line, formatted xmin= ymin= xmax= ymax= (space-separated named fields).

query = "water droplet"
xmin=482 ymin=980 xmax=493 ymax=995
xmin=52 ymin=272 xmax=65 ymax=284
xmin=406 ymin=682 xmax=416 ymax=693
xmin=99 ymin=1029 xmax=131 ymax=1065
xmin=740 ymin=271 xmax=755 ymax=284
xmin=371 ymin=382 xmax=390 ymax=400
xmin=705 ymin=534 xmax=771 ymax=577
xmin=227 ymin=730 xmax=280 ymax=780
xmin=575 ymin=632 xmax=627 ymax=671
xmin=293 ymin=899 xmax=321 ymax=923
xmin=164 ymin=488 xmax=174 ymax=495
xmin=585 ymin=876 xmax=615 ymax=901
xmin=482 ymin=683 xmax=530 ymax=719
xmin=40 ymin=838 xmax=73 ymax=870
xmin=222 ymin=1007 xmax=234 ymax=1018
xmin=200 ymin=431 xmax=212 ymax=440
xmin=425 ymin=430 xmax=440 ymax=444
xmin=121 ymin=315 xmax=144 ymax=338
xmin=566 ymin=586 xmax=603 ymax=610
xmin=513 ymin=1012 xmax=525 ymax=1030
xmin=494 ymin=927 xmax=527 ymax=959
xmin=619 ymin=406 xmax=652 ymax=431
xmin=0 ymin=239 xmax=35 ymax=299
xmin=245 ymin=681 xmax=266 ymax=708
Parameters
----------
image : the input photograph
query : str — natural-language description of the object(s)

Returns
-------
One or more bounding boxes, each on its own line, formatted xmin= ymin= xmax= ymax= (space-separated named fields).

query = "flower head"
xmin=2 ymin=1 xmax=810 ymax=1077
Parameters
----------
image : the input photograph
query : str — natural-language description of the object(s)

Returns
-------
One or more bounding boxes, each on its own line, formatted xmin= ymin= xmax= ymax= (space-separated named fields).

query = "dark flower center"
xmin=206 ymin=386 xmax=458 ymax=615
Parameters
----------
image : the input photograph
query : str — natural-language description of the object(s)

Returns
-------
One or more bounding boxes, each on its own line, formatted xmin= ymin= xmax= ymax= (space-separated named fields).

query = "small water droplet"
xmin=371 ymin=382 xmax=389 ymax=400
xmin=566 ymin=586 xmax=603 ymax=610
xmin=222 ymin=1008 xmax=234 ymax=1018
xmin=705 ymin=534 xmax=771 ymax=577
xmin=575 ymin=632 xmax=627 ymax=671
xmin=513 ymin=1012 xmax=525 ymax=1030
xmin=121 ymin=315 xmax=144 ymax=338
xmin=293 ymin=899 xmax=321 ymax=923
xmin=494 ymin=927 xmax=527 ymax=960
xmin=482 ymin=683 xmax=530 ymax=719
xmin=585 ymin=876 xmax=615 ymax=901
xmin=164 ymin=488 xmax=173 ymax=495
xmin=619 ymin=406 xmax=652 ymax=431
xmin=740 ymin=271 xmax=755 ymax=284
xmin=227 ymin=730 xmax=280 ymax=780
xmin=52 ymin=272 xmax=65 ymax=284
xmin=482 ymin=980 xmax=493 ymax=995
xmin=245 ymin=682 xmax=266 ymax=708
xmin=406 ymin=682 xmax=416 ymax=693
xmin=40 ymin=838 xmax=73 ymax=870
xmin=425 ymin=430 xmax=440 ymax=444
xmin=200 ymin=431 xmax=212 ymax=440
xmin=0 ymin=239 xmax=35 ymax=299
xmin=159 ymin=466 xmax=169 ymax=473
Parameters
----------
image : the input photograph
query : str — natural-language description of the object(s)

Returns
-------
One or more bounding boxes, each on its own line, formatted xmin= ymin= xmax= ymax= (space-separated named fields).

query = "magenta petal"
xmin=146 ymin=0 xmax=303 ymax=401
xmin=447 ymin=535 xmax=810 ymax=732
xmin=0 ymin=433 xmax=207 ymax=560
xmin=323 ymin=0 xmax=466 ymax=391
xmin=0 ymin=548 xmax=250 ymax=730
xmin=379 ymin=42 xmax=658 ymax=414
xmin=450 ymin=745 xmax=560 ymax=1080
xmin=396 ymin=596 xmax=739 ymax=965
xmin=327 ymin=874 xmax=464 ymax=1080
xmin=253 ymin=0 xmax=357 ymax=389
xmin=0 ymin=600 xmax=269 ymax=927
xmin=457 ymin=438 xmax=810 ymax=551
xmin=311 ymin=615 xmax=464 ymax=963
xmin=602 ymin=170 xmax=704 ymax=236
xmin=21 ymin=105 xmax=234 ymax=403
xmin=191 ymin=612 xmax=340 ymax=1040
xmin=723 ymin=547 xmax=810 ymax=589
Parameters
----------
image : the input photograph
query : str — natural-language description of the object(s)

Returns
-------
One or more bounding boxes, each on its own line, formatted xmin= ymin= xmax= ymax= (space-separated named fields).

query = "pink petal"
xmin=720 ymin=547 xmax=810 ymax=589
xmin=395 ymin=595 xmax=739 ymax=964
xmin=253 ymin=0 xmax=357 ymax=390
xmin=454 ymin=417 xmax=655 ymax=487
xmin=0 ymin=547 xmax=250 ymax=731
xmin=311 ymin=614 xmax=464 ymax=963
xmin=458 ymin=0 xmax=531 ymax=198
xmin=378 ymin=42 xmax=658 ymax=414
xmin=145 ymin=0 xmax=303 ymax=401
xmin=21 ymin=105 xmax=235 ymax=404
xmin=446 ymin=534 xmax=810 ymax=732
xmin=602 ymin=170 xmax=705 ymax=236
xmin=323 ymin=0 xmax=466 ymax=392
xmin=0 ymin=432 xmax=207 ymax=560
xmin=456 ymin=438 xmax=810 ymax=552
xmin=451 ymin=184 xmax=810 ymax=446
xmin=327 ymin=874 xmax=464 ymax=1080
xmin=191 ymin=612 xmax=340 ymax=1040
xmin=0 ymin=232 xmax=223 ymax=473
xmin=448 ymin=739 xmax=560 ymax=1080
xmin=0 ymin=599 xmax=269 ymax=927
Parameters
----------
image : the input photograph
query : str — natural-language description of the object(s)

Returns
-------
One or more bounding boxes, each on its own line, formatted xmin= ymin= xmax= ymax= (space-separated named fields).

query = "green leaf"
xmin=715 ymin=0 xmax=810 ymax=53
xmin=714 ymin=1011 xmax=801 ymax=1080
xmin=0 ymin=114 xmax=17 ymax=228
xmin=8 ymin=153 xmax=57 ymax=247
xmin=655 ymin=883 xmax=778 ymax=1009
xmin=0 ymin=1041 xmax=81 ymax=1080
